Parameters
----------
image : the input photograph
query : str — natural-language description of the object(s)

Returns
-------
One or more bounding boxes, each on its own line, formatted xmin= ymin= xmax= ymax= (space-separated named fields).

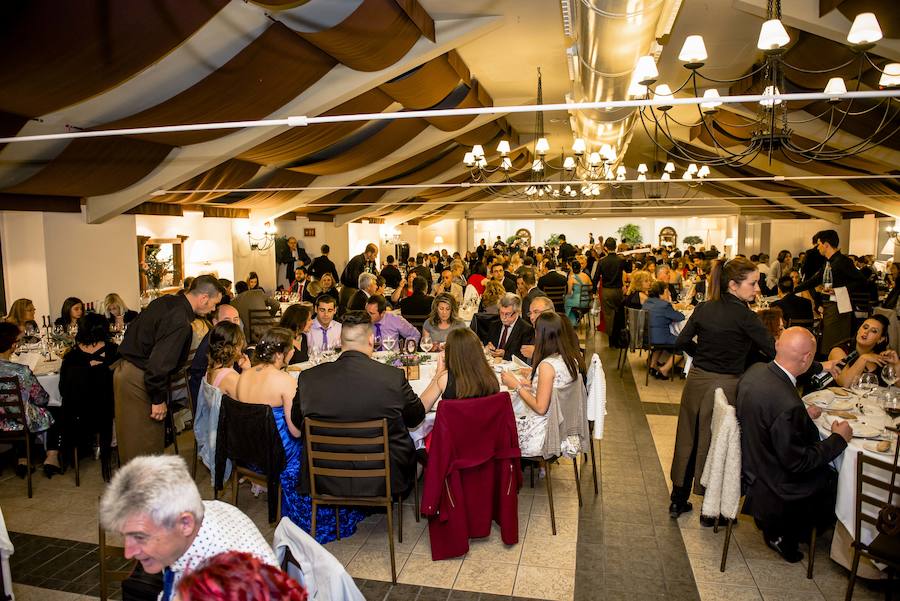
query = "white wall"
xmin=768 ymin=219 xmax=851 ymax=257
xmin=44 ymin=211 xmax=139 ymax=313
xmin=418 ymin=219 xmax=459 ymax=255
xmin=1 ymin=212 xmax=50 ymax=318
xmin=848 ymin=215 xmax=878 ymax=257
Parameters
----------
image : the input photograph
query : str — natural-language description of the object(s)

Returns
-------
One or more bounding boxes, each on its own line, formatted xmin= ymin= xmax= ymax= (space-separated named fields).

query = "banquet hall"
xmin=0 ymin=0 xmax=899 ymax=599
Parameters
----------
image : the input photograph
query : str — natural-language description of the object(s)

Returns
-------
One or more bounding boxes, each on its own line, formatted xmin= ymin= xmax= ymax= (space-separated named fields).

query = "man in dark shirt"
xmin=307 ymin=244 xmax=339 ymax=282
xmin=116 ymin=275 xmax=224 ymax=463
xmin=341 ymin=243 xmax=378 ymax=290
xmin=537 ymin=260 xmax=568 ymax=292
xmin=293 ymin=311 xmax=430 ymax=497
xmin=597 ymin=237 xmax=632 ymax=345
xmin=411 ymin=254 xmax=433 ymax=293
xmin=399 ymin=276 xmax=434 ymax=318
xmin=380 ymin=255 xmax=403 ymax=289
xmin=491 ymin=262 xmax=517 ymax=293
xmin=557 ymin=234 xmax=576 ymax=263
xmin=476 ymin=239 xmax=487 ymax=260
xmin=795 ymin=229 xmax=866 ymax=352
xmin=516 ymin=270 xmax=544 ymax=318
xmin=771 ymin=275 xmax=814 ymax=325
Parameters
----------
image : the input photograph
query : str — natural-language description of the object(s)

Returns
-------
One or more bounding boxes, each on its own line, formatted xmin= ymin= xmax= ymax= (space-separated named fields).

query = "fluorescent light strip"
xmin=2 ymin=90 xmax=899 ymax=144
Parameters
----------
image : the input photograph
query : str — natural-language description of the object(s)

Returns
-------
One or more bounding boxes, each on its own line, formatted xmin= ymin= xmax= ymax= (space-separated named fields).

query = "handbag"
xmin=876 ymin=427 xmax=900 ymax=537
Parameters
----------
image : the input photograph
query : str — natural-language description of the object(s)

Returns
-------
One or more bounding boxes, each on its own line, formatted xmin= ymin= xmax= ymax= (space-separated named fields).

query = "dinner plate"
xmin=828 ymin=400 xmax=856 ymax=411
xmin=803 ymin=390 xmax=834 ymax=407
xmin=863 ymin=441 xmax=896 ymax=456
xmin=851 ymin=423 xmax=883 ymax=439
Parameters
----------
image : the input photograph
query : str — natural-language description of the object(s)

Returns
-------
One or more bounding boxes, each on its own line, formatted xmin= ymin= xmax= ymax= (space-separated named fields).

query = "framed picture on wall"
xmin=304 ymin=228 xmax=315 ymax=237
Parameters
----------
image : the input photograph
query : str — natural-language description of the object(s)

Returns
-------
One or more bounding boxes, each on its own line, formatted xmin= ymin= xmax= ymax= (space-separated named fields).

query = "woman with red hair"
xmin=176 ymin=551 xmax=307 ymax=601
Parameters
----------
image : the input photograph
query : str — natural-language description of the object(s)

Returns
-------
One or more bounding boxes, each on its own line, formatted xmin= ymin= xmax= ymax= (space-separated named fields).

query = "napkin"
xmin=11 ymin=352 xmax=41 ymax=371
xmin=512 ymin=354 xmax=529 ymax=369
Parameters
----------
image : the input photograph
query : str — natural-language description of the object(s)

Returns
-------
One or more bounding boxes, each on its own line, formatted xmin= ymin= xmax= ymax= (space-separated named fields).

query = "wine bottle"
xmin=809 ymin=350 xmax=858 ymax=390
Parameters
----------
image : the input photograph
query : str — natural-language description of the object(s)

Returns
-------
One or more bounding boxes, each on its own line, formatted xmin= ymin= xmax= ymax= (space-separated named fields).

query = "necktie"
xmin=320 ymin=325 xmax=328 ymax=349
xmin=498 ymin=325 xmax=509 ymax=349
xmin=374 ymin=322 xmax=382 ymax=348
xmin=161 ymin=567 xmax=175 ymax=601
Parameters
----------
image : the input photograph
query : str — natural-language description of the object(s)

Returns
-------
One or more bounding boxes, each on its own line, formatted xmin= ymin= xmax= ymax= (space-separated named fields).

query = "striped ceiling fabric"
xmin=224 ymin=170 xmax=317 ymax=209
xmin=380 ymin=53 xmax=469 ymax=109
xmin=151 ymin=159 xmax=262 ymax=205
xmin=0 ymin=0 xmax=229 ymax=118
xmin=96 ymin=23 xmax=337 ymax=147
xmin=296 ymin=0 xmax=425 ymax=72
xmin=2 ymin=137 xmax=172 ymax=197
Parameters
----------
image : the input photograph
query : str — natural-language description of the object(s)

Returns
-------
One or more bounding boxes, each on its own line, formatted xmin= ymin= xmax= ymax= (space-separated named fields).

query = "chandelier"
xmin=462 ymin=70 xmax=710 ymax=214
xmin=632 ymin=1 xmax=899 ymax=166
xmin=247 ymin=221 xmax=277 ymax=252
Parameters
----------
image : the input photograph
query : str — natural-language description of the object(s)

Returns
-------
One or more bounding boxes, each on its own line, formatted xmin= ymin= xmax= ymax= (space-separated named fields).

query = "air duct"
xmin=569 ymin=0 xmax=669 ymax=158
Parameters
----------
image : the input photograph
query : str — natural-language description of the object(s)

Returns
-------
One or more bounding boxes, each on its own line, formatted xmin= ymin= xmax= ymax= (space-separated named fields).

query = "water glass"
xmin=383 ymin=336 xmax=397 ymax=352
xmin=882 ymin=364 xmax=898 ymax=388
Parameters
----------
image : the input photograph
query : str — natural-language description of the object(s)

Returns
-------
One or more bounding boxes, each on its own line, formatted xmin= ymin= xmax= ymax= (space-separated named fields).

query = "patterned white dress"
xmin=514 ymin=354 xmax=575 ymax=456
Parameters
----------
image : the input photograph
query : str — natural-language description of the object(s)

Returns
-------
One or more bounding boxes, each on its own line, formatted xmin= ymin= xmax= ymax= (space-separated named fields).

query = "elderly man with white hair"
xmin=99 ymin=456 xmax=276 ymax=600
xmin=347 ymin=271 xmax=379 ymax=312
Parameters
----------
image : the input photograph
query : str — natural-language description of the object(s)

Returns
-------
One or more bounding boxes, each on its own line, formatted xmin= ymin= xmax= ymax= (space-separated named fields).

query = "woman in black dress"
xmin=58 ymin=312 xmax=118 ymax=481
xmin=278 ymin=304 xmax=311 ymax=365
xmin=420 ymin=327 xmax=499 ymax=404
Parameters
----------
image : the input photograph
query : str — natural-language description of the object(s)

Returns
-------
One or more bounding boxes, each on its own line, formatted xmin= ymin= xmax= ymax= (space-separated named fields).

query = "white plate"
xmin=864 ymin=441 xmax=896 ymax=455
xmin=829 ymin=400 xmax=856 ymax=411
xmin=803 ymin=390 xmax=834 ymax=407
xmin=851 ymin=423 xmax=883 ymax=439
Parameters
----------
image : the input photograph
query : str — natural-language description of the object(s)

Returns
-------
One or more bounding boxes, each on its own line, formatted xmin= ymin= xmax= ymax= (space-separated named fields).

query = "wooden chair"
xmin=214 ymin=396 xmax=285 ymax=524
xmin=402 ymin=313 xmax=429 ymax=331
xmin=0 ymin=376 xmax=33 ymax=498
xmin=303 ymin=417 xmax=401 ymax=583
xmin=569 ymin=283 xmax=595 ymax=328
xmin=618 ymin=308 xmax=649 ymax=378
xmin=523 ymin=456 xmax=559 ymax=535
xmin=98 ymin=521 xmax=133 ymax=601
xmin=248 ymin=308 xmax=279 ymax=344
xmin=543 ymin=285 xmax=567 ymax=313
xmin=846 ymin=449 xmax=900 ymax=599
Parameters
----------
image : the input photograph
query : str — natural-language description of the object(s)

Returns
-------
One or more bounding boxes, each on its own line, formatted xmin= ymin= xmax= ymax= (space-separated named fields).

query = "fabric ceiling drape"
xmin=152 ymin=159 xmax=262 ymax=205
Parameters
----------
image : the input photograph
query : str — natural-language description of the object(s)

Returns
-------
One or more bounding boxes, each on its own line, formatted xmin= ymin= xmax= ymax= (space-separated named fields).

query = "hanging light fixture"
xmin=634 ymin=2 xmax=898 ymax=167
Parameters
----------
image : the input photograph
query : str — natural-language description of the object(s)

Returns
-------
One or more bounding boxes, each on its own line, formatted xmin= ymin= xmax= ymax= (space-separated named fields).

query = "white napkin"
xmin=11 ymin=352 xmax=41 ymax=371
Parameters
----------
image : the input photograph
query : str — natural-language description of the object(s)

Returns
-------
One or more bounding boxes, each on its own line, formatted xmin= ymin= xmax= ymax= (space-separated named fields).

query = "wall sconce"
xmin=887 ymin=225 xmax=900 ymax=242
xmin=434 ymin=235 xmax=444 ymax=245
xmin=248 ymin=222 xmax=277 ymax=252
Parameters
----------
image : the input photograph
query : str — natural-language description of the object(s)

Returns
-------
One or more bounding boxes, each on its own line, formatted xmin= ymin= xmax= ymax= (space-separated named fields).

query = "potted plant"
xmin=141 ymin=247 xmax=173 ymax=297
xmin=683 ymin=235 xmax=704 ymax=246
xmin=544 ymin=233 xmax=562 ymax=248
xmin=616 ymin=224 xmax=643 ymax=245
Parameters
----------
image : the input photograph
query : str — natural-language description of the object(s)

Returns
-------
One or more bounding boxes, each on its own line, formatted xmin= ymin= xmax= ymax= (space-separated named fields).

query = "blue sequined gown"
xmin=272 ymin=406 xmax=367 ymax=544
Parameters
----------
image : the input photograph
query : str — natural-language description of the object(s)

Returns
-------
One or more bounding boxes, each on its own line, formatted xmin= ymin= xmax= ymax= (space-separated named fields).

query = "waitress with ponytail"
xmin=669 ymin=257 xmax=774 ymax=524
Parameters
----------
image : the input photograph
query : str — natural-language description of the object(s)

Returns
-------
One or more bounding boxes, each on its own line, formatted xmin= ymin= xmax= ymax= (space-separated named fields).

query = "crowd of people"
xmin=4 ymin=225 xmax=900 ymax=592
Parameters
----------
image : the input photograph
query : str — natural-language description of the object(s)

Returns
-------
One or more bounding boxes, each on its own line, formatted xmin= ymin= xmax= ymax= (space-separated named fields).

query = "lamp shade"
xmin=531 ymin=159 xmax=544 ymax=172
xmin=697 ymin=165 xmax=710 ymax=178
xmin=500 ymin=157 xmax=512 ymax=170
xmin=700 ymin=88 xmax=722 ymax=112
xmin=664 ymin=161 xmax=675 ymax=173
xmin=572 ymin=138 xmax=586 ymax=155
xmin=635 ymin=55 xmax=658 ymax=84
xmin=433 ymin=236 xmax=444 ymax=245
xmin=637 ymin=163 xmax=648 ymax=174
xmin=757 ymin=19 xmax=790 ymax=51
xmin=563 ymin=156 xmax=576 ymax=170
xmin=847 ymin=13 xmax=882 ymax=45
xmin=463 ymin=152 xmax=474 ymax=166
xmin=588 ymin=152 xmax=601 ymax=166
xmin=472 ymin=144 xmax=485 ymax=159
xmin=678 ymin=35 xmax=708 ymax=64
xmin=496 ymin=140 xmax=510 ymax=155
xmin=880 ymin=63 xmax=900 ymax=88
xmin=759 ymin=85 xmax=782 ymax=107
xmin=654 ymin=84 xmax=673 ymax=108
xmin=535 ymin=137 xmax=550 ymax=155
xmin=824 ymin=77 xmax=847 ymax=96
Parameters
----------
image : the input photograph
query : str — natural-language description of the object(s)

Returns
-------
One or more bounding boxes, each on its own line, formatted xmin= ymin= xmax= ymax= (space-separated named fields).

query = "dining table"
xmin=805 ymin=385 xmax=899 ymax=577
xmin=12 ymin=351 xmax=63 ymax=407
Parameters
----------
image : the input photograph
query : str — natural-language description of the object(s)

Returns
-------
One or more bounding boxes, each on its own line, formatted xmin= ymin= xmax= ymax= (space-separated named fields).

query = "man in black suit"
xmin=557 ymin=234 xmax=576 ymax=263
xmin=482 ymin=293 xmax=534 ymax=362
xmin=399 ymin=276 xmax=434 ymax=319
xmin=735 ymin=327 xmax=851 ymax=564
xmin=490 ymin=262 xmax=517 ymax=293
xmin=341 ymin=243 xmax=378 ymax=290
xmin=308 ymin=244 xmax=339 ymax=282
xmin=771 ymin=275 xmax=814 ymax=325
xmin=411 ymin=254 xmax=433 ymax=293
xmin=516 ymin=270 xmax=544 ymax=318
xmin=293 ymin=311 xmax=433 ymax=498
xmin=537 ymin=259 xmax=568 ymax=292
xmin=379 ymin=255 xmax=402 ymax=289
xmin=347 ymin=272 xmax=379 ymax=312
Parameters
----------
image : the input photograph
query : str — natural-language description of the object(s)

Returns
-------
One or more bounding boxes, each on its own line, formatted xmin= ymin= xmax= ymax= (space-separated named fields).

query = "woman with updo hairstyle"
xmin=278 ymin=304 xmax=312 ymax=365
xmin=668 ymin=256 xmax=775 ymax=522
xmin=235 ymin=326 xmax=367 ymax=544
xmin=57 ymin=313 xmax=119 ymax=480
xmin=176 ymin=551 xmax=307 ymax=601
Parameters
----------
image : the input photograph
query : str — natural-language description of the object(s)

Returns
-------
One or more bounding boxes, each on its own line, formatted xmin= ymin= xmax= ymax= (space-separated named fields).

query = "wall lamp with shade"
xmin=248 ymin=222 xmax=277 ymax=252
xmin=433 ymin=235 xmax=444 ymax=246
xmin=887 ymin=224 xmax=900 ymax=243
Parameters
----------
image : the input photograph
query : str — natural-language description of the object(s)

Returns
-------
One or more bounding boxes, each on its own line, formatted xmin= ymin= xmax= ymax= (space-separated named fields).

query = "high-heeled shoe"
xmin=43 ymin=463 xmax=62 ymax=479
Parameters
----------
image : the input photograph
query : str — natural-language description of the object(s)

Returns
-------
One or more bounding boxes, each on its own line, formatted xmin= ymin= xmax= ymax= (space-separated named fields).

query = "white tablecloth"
xmin=13 ymin=354 xmax=62 ymax=407
xmin=0 ymin=507 xmax=11 ymax=600
xmin=809 ymin=388 xmax=897 ymax=571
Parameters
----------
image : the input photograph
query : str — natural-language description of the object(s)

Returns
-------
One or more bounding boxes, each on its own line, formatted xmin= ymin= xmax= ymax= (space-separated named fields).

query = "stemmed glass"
xmin=374 ymin=335 xmax=383 ymax=352
xmin=694 ymin=291 xmax=705 ymax=303
xmin=383 ymin=336 xmax=397 ymax=353
xmin=420 ymin=334 xmax=433 ymax=353
xmin=853 ymin=372 xmax=879 ymax=405
xmin=882 ymin=364 xmax=898 ymax=390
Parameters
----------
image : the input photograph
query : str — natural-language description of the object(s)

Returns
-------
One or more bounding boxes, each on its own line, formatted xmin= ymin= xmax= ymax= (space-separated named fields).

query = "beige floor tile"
xmin=519 ymin=534 xmax=577 ymax=569
xmin=530 ymin=494 xmax=580 ymax=519
xmin=461 ymin=525 xmax=525 ymax=564
xmin=525 ymin=515 xmax=578 ymax=540
xmin=759 ymin=589 xmax=827 ymax=601
xmin=531 ymin=477 xmax=582 ymax=499
xmin=745 ymin=558 xmax=822 ymax=593
xmin=454 ymin=559 xmax=518 ymax=595
xmin=513 ymin=565 xmax=575 ymax=601
xmin=688 ymin=553 xmax=756 ymax=587
xmin=697 ymin=582 xmax=763 ymax=601
xmin=12 ymin=584 xmax=91 ymax=601
xmin=397 ymin=553 xmax=462 ymax=588
xmin=345 ymin=546 xmax=409 ymax=582
xmin=680 ymin=527 xmax=734 ymax=558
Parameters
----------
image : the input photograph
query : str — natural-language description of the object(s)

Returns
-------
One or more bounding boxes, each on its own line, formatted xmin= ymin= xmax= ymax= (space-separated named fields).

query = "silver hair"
xmin=99 ymin=455 xmax=204 ymax=532
xmin=358 ymin=272 xmax=377 ymax=290
xmin=529 ymin=296 xmax=554 ymax=313
xmin=498 ymin=292 xmax=522 ymax=312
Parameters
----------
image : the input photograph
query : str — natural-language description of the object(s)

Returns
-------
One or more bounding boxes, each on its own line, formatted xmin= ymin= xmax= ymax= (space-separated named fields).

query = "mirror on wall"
xmin=137 ymin=236 xmax=186 ymax=293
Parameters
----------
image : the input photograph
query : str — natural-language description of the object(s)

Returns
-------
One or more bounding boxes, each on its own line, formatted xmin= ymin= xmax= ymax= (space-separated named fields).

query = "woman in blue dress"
xmin=233 ymin=327 xmax=365 ymax=544
xmin=563 ymin=259 xmax=593 ymax=325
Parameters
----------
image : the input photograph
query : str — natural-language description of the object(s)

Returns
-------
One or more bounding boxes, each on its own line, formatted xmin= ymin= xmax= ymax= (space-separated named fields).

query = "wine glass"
xmin=383 ymin=336 xmax=397 ymax=353
xmin=694 ymin=291 xmax=705 ymax=303
xmin=309 ymin=347 xmax=322 ymax=366
xmin=856 ymin=372 xmax=878 ymax=401
xmin=374 ymin=335 xmax=383 ymax=352
xmin=420 ymin=335 xmax=433 ymax=353
xmin=882 ymin=364 xmax=898 ymax=389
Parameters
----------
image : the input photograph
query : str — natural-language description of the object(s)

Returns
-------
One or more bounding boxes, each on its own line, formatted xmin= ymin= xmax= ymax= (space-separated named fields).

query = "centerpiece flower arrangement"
xmin=141 ymin=247 xmax=173 ymax=293
xmin=381 ymin=350 xmax=432 ymax=380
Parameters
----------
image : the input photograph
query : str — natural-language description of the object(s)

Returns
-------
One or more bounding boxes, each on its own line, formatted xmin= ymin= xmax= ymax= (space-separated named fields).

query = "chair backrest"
xmin=403 ymin=314 xmax=429 ymax=330
xmin=624 ymin=308 xmax=650 ymax=352
xmin=543 ymin=285 xmax=566 ymax=312
xmin=214 ymin=396 xmax=285 ymax=491
xmin=853 ymin=449 xmax=900 ymax=545
xmin=469 ymin=311 xmax=500 ymax=344
xmin=303 ymin=417 xmax=391 ymax=501
xmin=248 ymin=309 xmax=279 ymax=344
xmin=0 ymin=376 xmax=28 ymax=434
xmin=577 ymin=282 xmax=593 ymax=308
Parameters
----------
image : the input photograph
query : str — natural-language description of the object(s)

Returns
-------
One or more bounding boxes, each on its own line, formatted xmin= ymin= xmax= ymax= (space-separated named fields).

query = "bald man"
xmin=735 ymin=327 xmax=852 ymax=564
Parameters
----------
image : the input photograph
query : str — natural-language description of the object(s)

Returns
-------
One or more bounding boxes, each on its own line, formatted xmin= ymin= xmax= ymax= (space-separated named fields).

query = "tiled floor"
xmin=0 ymin=330 xmax=895 ymax=600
